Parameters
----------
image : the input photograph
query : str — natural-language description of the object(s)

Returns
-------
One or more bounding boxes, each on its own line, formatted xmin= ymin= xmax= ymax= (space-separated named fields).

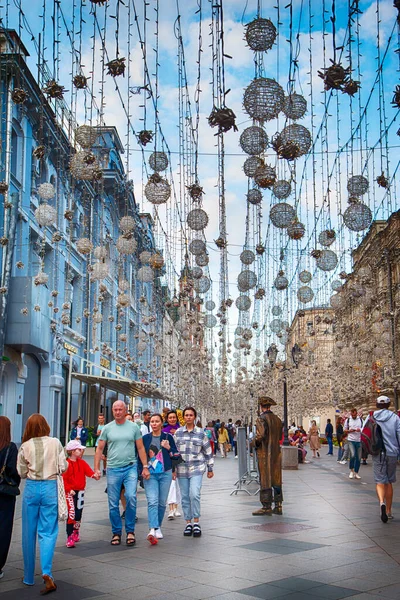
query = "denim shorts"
xmin=372 ymin=455 xmax=398 ymax=484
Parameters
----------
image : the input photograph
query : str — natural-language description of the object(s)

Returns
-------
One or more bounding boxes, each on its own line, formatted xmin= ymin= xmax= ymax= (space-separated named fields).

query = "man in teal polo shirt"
xmin=94 ymin=400 xmax=150 ymax=546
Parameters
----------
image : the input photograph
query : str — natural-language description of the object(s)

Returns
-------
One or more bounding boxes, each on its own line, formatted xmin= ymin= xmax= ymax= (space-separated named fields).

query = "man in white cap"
xmin=372 ymin=395 xmax=400 ymax=523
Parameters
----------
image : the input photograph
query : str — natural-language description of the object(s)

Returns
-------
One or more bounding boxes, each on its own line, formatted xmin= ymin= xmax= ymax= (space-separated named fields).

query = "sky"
xmin=2 ymin=0 xmax=399 ymax=372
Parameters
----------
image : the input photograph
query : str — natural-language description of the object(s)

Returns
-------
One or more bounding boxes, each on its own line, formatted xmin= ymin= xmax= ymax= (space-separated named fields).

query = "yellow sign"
xmin=64 ymin=342 xmax=78 ymax=355
xmin=100 ymin=357 xmax=111 ymax=369
xmin=116 ymin=365 xmax=121 ymax=374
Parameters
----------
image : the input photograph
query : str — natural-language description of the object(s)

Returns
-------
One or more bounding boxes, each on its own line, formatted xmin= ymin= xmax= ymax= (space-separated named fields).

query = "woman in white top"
xmin=18 ymin=414 xmax=67 ymax=595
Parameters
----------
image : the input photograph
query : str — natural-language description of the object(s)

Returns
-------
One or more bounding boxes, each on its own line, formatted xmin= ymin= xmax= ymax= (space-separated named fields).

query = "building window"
xmin=307 ymin=321 xmax=313 ymax=334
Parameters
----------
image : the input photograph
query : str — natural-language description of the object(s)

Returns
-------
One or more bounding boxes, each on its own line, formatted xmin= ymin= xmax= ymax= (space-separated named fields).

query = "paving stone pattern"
xmin=1 ymin=451 xmax=400 ymax=600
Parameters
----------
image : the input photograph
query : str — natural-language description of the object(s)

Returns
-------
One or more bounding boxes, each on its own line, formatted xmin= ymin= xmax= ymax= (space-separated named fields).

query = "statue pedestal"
xmin=282 ymin=446 xmax=298 ymax=470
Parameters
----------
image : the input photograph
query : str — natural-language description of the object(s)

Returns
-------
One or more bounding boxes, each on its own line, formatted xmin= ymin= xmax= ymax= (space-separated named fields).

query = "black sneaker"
xmin=121 ymin=511 xmax=125 ymax=519
xmin=193 ymin=523 xmax=202 ymax=537
xmin=381 ymin=504 xmax=388 ymax=523
xmin=183 ymin=524 xmax=193 ymax=536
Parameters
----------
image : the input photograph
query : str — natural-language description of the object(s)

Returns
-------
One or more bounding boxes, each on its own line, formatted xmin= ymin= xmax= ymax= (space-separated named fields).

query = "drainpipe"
xmin=384 ymin=249 xmax=398 ymax=411
xmin=1 ymin=73 xmax=13 ymax=282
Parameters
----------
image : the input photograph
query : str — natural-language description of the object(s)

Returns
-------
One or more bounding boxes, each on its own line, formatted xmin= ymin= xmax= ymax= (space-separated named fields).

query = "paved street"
xmin=1 ymin=450 xmax=400 ymax=600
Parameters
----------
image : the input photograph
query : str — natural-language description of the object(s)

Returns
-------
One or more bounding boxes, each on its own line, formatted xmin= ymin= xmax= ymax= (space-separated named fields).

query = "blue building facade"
xmin=0 ymin=29 xmax=165 ymax=443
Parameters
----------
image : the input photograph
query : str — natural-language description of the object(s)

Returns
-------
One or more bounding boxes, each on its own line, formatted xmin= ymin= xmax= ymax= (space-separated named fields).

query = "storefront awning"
xmin=72 ymin=373 xmax=165 ymax=400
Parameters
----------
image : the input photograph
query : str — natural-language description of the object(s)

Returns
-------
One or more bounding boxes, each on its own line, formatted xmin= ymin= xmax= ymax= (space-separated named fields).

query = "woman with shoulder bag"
xmin=0 ymin=416 xmax=21 ymax=580
xmin=308 ymin=420 xmax=321 ymax=459
xmin=18 ymin=414 xmax=67 ymax=595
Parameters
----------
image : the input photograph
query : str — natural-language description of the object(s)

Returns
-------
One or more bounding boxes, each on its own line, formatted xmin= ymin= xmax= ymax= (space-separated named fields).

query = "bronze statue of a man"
xmin=252 ymin=396 xmax=283 ymax=515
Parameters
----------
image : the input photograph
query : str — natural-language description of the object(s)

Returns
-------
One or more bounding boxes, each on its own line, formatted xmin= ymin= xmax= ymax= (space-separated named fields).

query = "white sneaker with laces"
xmin=340 ymin=460 xmax=347 ymax=465
xmin=174 ymin=509 xmax=181 ymax=517
xmin=167 ymin=510 xmax=175 ymax=520
xmin=349 ymin=471 xmax=355 ymax=479
xmin=354 ymin=473 xmax=361 ymax=479
xmin=155 ymin=528 xmax=163 ymax=539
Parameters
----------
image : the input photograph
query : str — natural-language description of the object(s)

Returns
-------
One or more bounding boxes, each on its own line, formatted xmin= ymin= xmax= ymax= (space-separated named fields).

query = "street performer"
xmin=252 ymin=396 xmax=283 ymax=516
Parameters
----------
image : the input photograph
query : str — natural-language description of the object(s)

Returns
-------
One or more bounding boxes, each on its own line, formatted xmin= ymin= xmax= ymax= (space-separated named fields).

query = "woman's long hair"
xmin=0 ymin=415 xmax=11 ymax=451
xmin=22 ymin=413 xmax=50 ymax=443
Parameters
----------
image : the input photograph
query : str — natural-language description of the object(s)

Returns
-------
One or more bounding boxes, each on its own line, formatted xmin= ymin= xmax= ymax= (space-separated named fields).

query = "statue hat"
xmin=258 ymin=395 xmax=276 ymax=407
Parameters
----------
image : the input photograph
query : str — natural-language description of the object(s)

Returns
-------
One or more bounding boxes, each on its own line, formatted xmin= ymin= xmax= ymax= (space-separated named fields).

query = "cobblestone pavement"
xmin=1 ymin=450 xmax=400 ymax=600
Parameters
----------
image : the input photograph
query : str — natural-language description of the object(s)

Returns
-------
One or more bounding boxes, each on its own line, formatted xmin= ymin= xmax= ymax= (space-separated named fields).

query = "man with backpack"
xmin=344 ymin=408 xmax=363 ymax=479
xmin=366 ymin=396 xmax=400 ymax=523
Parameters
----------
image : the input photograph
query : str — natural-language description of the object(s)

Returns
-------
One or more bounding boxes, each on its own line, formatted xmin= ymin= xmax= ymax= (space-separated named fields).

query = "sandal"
xmin=110 ymin=534 xmax=121 ymax=546
xmin=126 ymin=532 xmax=136 ymax=546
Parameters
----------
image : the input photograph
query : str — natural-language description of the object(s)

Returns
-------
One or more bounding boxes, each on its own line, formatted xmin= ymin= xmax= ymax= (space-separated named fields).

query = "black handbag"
xmin=0 ymin=445 xmax=20 ymax=496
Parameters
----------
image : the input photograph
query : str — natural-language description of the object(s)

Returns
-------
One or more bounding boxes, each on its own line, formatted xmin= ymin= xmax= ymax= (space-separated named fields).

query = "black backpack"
xmin=361 ymin=415 xmax=386 ymax=457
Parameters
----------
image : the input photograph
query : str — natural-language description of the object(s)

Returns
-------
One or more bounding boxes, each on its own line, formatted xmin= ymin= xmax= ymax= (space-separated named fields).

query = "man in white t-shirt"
xmin=344 ymin=408 xmax=363 ymax=480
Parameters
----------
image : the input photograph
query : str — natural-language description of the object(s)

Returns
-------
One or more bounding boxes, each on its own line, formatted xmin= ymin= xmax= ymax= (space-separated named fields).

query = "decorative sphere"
xmin=272 ymin=124 xmax=311 ymax=159
xmin=272 ymin=180 xmax=291 ymax=199
xmin=270 ymin=319 xmax=283 ymax=333
xmin=347 ymin=175 xmax=369 ymax=196
xmin=119 ymin=280 xmax=130 ymax=291
xmin=271 ymin=305 xmax=282 ymax=316
xmin=254 ymin=164 xmax=276 ymax=188
xmin=75 ymin=125 xmax=98 ymax=148
xmin=91 ymin=262 xmax=109 ymax=280
xmin=240 ymin=250 xmax=255 ymax=265
xmin=287 ymin=219 xmax=305 ymax=240
xmin=330 ymin=293 xmax=344 ymax=309
xmin=243 ymin=156 xmax=263 ymax=177
xmin=204 ymin=314 xmax=217 ymax=328
xmin=149 ymin=151 xmax=169 ymax=172
xmin=297 ymin=286 xmax=314 ymax=303
xmin=117 ymin=293 xmax=130 ymax=307
xmin=205 ymin=300 xmax=215 ymax=311
xmin=187 ymin=209 xmax=209 ymax=231
xmin=76 ymin=237 xmax=94 ymax=254
xmin=191 ymin=266 xmax=203 ymax=280
xmin=139 ymin=250 xmax=152 ymax=264
xmin=319 ymin=229 xmax=336 ymax=246
xmin=119 ymin=216 xmax=135 ymax=233
xmin=247 ymin=188 xmax=263 ymax=205
xmin=34 ymin=270 xmax=49 ymax=286
xmin=237 ymin=270 xmax=257 ymax=292
xmin=195 ymin=253 xmax=209 ymax=267
xmin=331 ymin=280 xmax=342 ymax=291
xmin=282 ymin=93 xmax=307 ymax=120
xmin=150 ymin=252 xmax=164 ymax=269
xmin=270 ymin=202 xmax=296 ymax=228
xmin=239 ymin=126 xmax=269 ymax=156
xmin=116 ymin=236 xmax=137 ymax=254
xmin=245 ymin=18 xmax=277 ymax=51
xmin=243 ymin=78 xmax=284 ymax=122
xmin=193 ymin=276 xmax=211 ymax=294
xmin=299 ymin=270 xmax=312 ymax=283
xmin=93 ymin=246 xmax=107 ymax=260
xmin=343 ymin=201 xmax=372 ymax=232
xmin=235 ymin=295 xmax=251 ymax=311
xmin=144 ymin=175 xmax=171 ymax=204
xmin=316 ymin=249 xmax=338 ymax=272
xmin=38 ymin=182 xmax=55 ymax=200
xmin=274 ymin=272 xmax=288 ymax=290
xmin=35 ymin=203 xmax=57 ymax=227
xmin=189 ymin=239 xmax=206 ymax=255
xmin=137 ymin=266 xmax=154 ymax=283
xmin=70 ymin=152 xmax=101 ymax=180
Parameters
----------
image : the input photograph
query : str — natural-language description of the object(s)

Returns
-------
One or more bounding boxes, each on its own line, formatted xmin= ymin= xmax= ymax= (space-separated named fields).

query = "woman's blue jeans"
xmin=178 ymin=474 xmax=203 ymax=521
xmin=143 ymin=471 xmax=172 ymax=529
xmin=22 ymin=479 xmax=58 ymax=585
xmin=106 ymin=463 xmax=138 ymax=535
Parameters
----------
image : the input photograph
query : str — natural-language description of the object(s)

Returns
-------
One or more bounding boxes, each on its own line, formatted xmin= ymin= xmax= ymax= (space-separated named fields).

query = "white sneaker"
xmin=174 ymin=509 xmax=181 ymax=517
xmin=340 ymin=460 xmax=347 ymax=465
xmin=147 ymin=528 xmax=158 ymax=545
xmin=155 ymin=528 xmax=163 ymax=539
xmin=235 ymin=456 xmax=238 ymax=459
xmin=349 ymin=472 xmax=355 ymax=479
xmin=168 ymin=510 xmax=175 ymax=520
xmin=354 ymin=473 xmax=361 ymax=479
xmin=387 ymin=513 xmax=394 ymax=519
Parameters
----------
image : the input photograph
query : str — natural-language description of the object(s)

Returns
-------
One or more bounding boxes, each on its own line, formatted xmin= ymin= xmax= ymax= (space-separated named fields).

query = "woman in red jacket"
xmin=63 ymin=440 xmax=100 ymax=548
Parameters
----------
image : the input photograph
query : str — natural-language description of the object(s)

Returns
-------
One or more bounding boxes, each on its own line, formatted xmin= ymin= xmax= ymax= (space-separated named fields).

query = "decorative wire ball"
xmin=272 ymin=180 xmax=292 ymax=199
xmin=204 ymin=314 xmax=217 ymax=328
xmin=144 ymin=174 xmax=171 ymax=205
xmin=116 ymin=236 xmax=137 ymax=254
xmin=254 ymin=164 xmax=276 ymax=188
xmin=34 ymin=270 xmax=49 ymax=286
xmin=240 ymin=250 xmax=255 ymax=265
xmin=137 ymin=266 xmax=154 ymax=283
xmin=139 ymin=250 xmax=152 ymax=264
xmin=38 ymin=182 xmax=56 ymax=200
xmin=319 ymin=229 xmax=336 ymax=246
xmin=347 ymin=175 xmax=369 ymax=196
xmin=343 ymin=200 xmax=372 ymax=232
xmin=137 ymin=341 xmax=147 ymax=352
xmin=195 ymin=253 xmax=209 ymax=267
xmin=35 ymin=203 xmax=57 ymax=227
xmin=282 ymin=93 xmax=307 ymax=120
xmin=247 ymin=188 xmax=263 ymax=205
xmin=272 ymin=124 xmax=312 ymax=160
xmin=189 ymin=239 xmax=206 ymax=255
xmin=330 ymin=293 xmax=344 ymax=309
xmin=117 ymin=293 xmax=130 ymax=307
xmin=287 ymin=219 xmax=305 ymax=240
xmin=149 ymin=151 xmax=169 ymax=172
xmin=274 ymin=271 xmax=288 ymax=290
xmin=93 ymin=246 xmax=107 ymax=260
xmin=61 ymin=313 xmax=70 ymax=325
xmin=150 ymin=252 xmax=164 ymax=269
xmin=271 ymin=305 xmax=282 ymax=316
xmin=191 ymin=266 xmax=203 ymax=280
xmin=243 ymin=156 xmax=263 ymax=177
xmin=119 ymin=215 xmax=135 ymax=233
xmin=331 ymin=280 xmax=342 ymax=291
xmin=91 ymin=261 xmax=109 ymax=280
xmin=237 ymin=270 xmax=257 ymax=292
xmin=270 ymin=202 xmax=296 ymax=228
xmin=270 ymin=319 xmax=283 ymax=333
xmin=119 ymin=279 xmax=130 ymax=291
xmin=245 ymin=17 xmax=277 ymax=51
xmin=76 ymin=237 xmax=93 ymax=254
xmin=243 ymin=78 xmax=284 ymax=122
xmin=297 ymin=286 xmax=314 ymax=304
xmin=187 ymin=209 xmax=209 ymax=231
xmin=75 ymin=125 xmax=98 ymax=148
xmin=239 ymin=126 xmax=269 ymax=156
xmin=70 ymin=152 xmax=101 ymax=180
xmin=299 ymin=270 xmax=312 ymax=283
xmin=119 ymin=334 xmax=128 ymax=343
xmin=316 ymin=249 xmax=338 ymax=272
xmin=235 ymin=295 xmax=251 ymax=311
xmin=235 ymin=326 xmax=243 ymax=335
xmin=193 ymin=276 xmax=211 ymax=294
xmin=205 ymin=300 xmax=216 ymax=311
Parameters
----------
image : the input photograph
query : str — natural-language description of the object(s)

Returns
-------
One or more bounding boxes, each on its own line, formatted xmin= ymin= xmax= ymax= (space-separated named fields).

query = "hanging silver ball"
xmin=343 ymin=199 xmax=372 ymax=232
xmin=245 ymin=18 xmax=277 ymax=52
xmin=347 ymin=175 xmax=369 ymax=196
xmin=247 ymin=188 xmax=263 ymax=205
xmin=243 ymin=156 xmax=263 ymax=178
xmin=299 ymin=270 xmax=312 ymax=284
xmin=149 ymin=151 xmax=169 ymax=172
xmin=239 ymin=126 xmax=269 ymax=156
xmin=237 ymin=270 xmax=257 ymax=292
xmin=297 ymin=286 xmax=314 ymax=304
xmin=272 ymin=180 xmax=292 ymax=199
xmin=243 ymin=78 xmax=285 ymax=122
xmin=282 ymin=93 xmax=307 ymax=120
xmin=270 ymin=202 xmax=296 ymax=228
xmin=240 ymin=250 xmax=255 ymax=265
xmin=315 ymin=249 xmax=338 ymax=272
xmin=187 ymin=209 xmax=209 ymax=231
xmin=235 ymin=295 xmax=251 ymax=311
xmin=189 ymin=239 xmax=207 ymax=255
